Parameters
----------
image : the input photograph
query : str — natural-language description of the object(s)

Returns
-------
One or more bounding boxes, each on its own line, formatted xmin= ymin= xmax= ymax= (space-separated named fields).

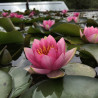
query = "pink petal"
xmin=30 ymin=65 xmax=51 ymax=74
xmin=41 ymin=55 xmax=54 ymax=70
xmin=73 ymin=17 xmax=78 ymax=23
xmin=48 ymin=48 xmax=57 ymax=59
xmin=32 ymin=39 xmax=40 ymax=51
xmin=57 ymin=38 xmax=66 ymax=56
xmin=47 ymin=35 xmax=57 ymax=47
xmin=24 ymin=48 xmax=34 ymax=63
xmin=43 ymin=20 xmax=48 ymax=25
xmin=53 ymin=53 xmax=65 ymax=70
xmin=24 ymin=48 xmax=41 ymax=68
xmin=47 ymin=70 xmax=65 ymax=78
xmin=34 ymin=51 xmax=43 ymax=64
xmin=87 ymin=34 xmax=98 ymax=43
xmin=67 ymin=16 xmax=73 ymax=22
xmin=39 ymin=23 xmax=44 ymax=27
xmin=63 ymin=48 xmax=77 ymax=66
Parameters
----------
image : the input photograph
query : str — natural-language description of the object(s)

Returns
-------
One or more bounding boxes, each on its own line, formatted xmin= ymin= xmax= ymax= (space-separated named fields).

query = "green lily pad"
xmin=9 ymin=67 xmax=32 ymax=98
xmin=0 ymin=30 xmax=24 ymax=44
xmin=0 ymin=49 xmax=12 ymax=65
xmin=0 ymin=18 xmax=15 ymax=32
xmin=10 ymin=18 xmax=23 ymax=26
xmin=63 ymin=63 xmax=96 ymax=77
xmin=86 ymin=19 xmax=98 ymax=27
xmin=20 ymin=75 xmax=98 ymax=98
xmin=64 ymin=36 xmax=84 ymax=44
xmin=0 ymin=66 xmax=11 ymax=73
xmin=79 ymin=44 xmax=98 ymax=68
xmin=50 ymin=22 xmax=81 ymax=36
xmin=0 ymin=70 xmax=12 ymax=98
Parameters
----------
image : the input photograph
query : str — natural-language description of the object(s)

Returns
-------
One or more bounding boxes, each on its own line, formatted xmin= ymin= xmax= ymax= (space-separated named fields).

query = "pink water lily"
xmin=40 ymin=20 xmax=55 ymax=30
xmin=73 ymin=12 xmax=80 ymax=17
xmin=24 ymin=35 xmax=77 ymax=78
xmin=29 ymin=11 xmax=35 ymax=17
xmin=9 ymin=13 xmax=17 ymax=18
xmin=2 ymin=12 xmax=8 ymax=17
xmin=80 ymin=26 xmax=98 ymax=43
xmin=15 ymin=14 xmax=24 ymax=19
xmin=61 ymin=10 xmax=68 ymax=14
xmin=9 ymin=13 xmax=24 ymax=19
xmin=67 ymin=16 xmax=78 ymax=23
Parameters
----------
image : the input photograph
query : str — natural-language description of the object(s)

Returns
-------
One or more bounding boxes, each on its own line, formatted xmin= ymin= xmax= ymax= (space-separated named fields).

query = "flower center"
xmin=45 ymin=24 xmax=49 ymax=30
xmin=37 ymin=45 xmax=55 ymax=55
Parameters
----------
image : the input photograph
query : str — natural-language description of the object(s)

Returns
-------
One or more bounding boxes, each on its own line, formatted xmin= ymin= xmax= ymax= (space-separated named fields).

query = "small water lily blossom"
xmin=29 ymin=11 xmax=35 ymax=17
xmin=67 ymin=16 xmax=78 ymax=23
xmin=15 ymin=14 xmax=24 ymax=19
xmin=80 ymin=26 xmax=98 ymax=43
xmin=8 ymin=13 xmax=24 ymax=19
xmin=61 ymin=10 xmax=68 ymax=14
xmin=40 ymin=20 xmax=55 ymax=30
xmin=9 ymin=13 xmax=17 ymax=18
xmin=24 ymin=35 xmax=77 ymax=78
xmin=2 ymin=12 xmax=8 ymax=17
xmin=73 ymin=12 xmax=80 ymax=17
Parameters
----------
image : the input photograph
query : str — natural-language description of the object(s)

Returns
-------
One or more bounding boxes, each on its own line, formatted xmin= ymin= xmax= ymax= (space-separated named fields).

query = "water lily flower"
xmin=9 ymin=13 xmax=17 ymax=18
xmin=80 ymin=26 xmax=98 ymax=43
xmin=73 ymin=12 xmax=80 ymax=17
xmin=40 ymin=20 xmax=55 ymax=30
xmin=2 ymin=12 xmax=8 ymax=17
xmin=24 ymin=35 xmax=77 ymax=78
xmin=61 ymin=10 xmax=68 ymax=14
xmin=15 ymin=14 xmax=24 ymax=19
xmin=29 ymin=11 xmax=35 ymax=17
xmin=67 ymin=16 xmax=78 ymax=23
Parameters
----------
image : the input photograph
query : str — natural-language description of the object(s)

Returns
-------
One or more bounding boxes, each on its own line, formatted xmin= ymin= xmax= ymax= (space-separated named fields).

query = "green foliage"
xmin=20 ymin=75 xmax=98 ymax=98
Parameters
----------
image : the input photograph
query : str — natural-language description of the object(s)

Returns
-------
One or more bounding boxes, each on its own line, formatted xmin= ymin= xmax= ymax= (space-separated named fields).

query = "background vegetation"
xmin=0 ymin=0 xmax=98 ymax=9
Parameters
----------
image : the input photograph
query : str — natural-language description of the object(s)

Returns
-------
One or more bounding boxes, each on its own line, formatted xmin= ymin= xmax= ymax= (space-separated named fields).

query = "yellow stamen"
xmin=37 ymin=44 xmax=55 ymax=55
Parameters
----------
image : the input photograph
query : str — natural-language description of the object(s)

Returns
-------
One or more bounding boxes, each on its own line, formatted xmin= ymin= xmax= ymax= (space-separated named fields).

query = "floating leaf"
xmin=0 ymin=70 xmax=12 ymax=98
xmin=50 ymin=22 xmax=81 ymax=36
xmin=79 ymin=44 xmax=98 ymax=68
xmin=63 ymin=63 xmax=96 ymax=77
xmin=0 ymin=31 xmax=24 ymax=44
xmin=20 ymin=75 xmax=98 ymax=98
xmin=0 ymin=49 xmax=12 ymax=65
xmin=0 ymin=18 xmax=15 ymax=32
xmin=10 ymin=18 xmax=23 ymax=26
xmin=9 ymin=67 xmax=32 ymax=98
xmin=64 ymin=36 xmax=84 ymax=44
xmin=86 ymin=19 xmax=98 ymax=27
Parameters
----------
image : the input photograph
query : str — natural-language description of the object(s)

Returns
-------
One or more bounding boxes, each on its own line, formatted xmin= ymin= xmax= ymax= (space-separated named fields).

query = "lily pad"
xmin=0 ymin=49 xmax=12 ymax=65
xmin=9 ymin=67 xmax=32 ymax=98
xmin=20 ymin=75 xmax=98 ymax=98
xmin=79 ymin=44 xmax=98 ymax=67
xmin=63 ymin=63 xmax=96 ymax=77
xmin=0 ymin=31 xmax=24 ymax=44
xmin=10 ymin=18 xmax=23 ymax=26
xmin=0 ymin=18 xmax=15 ymax=32
xmin=64 ymin=36 xmax=84 ymax=44
xmin=50 ymin=22 xmax=81 ymax=36
xmin=86 ymin=19 xmax=98 ymax=27
xmin=0 ymin=70 xmax=12 ymax=98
